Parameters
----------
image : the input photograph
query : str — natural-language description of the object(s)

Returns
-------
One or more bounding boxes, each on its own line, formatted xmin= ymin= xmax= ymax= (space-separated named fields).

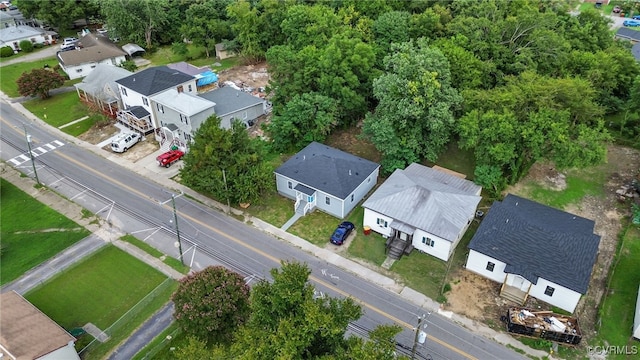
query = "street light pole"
xmin=24 ymin=125 xmax=40 ymax=185
xmin=171 ymin=194 xmax=184 ymax=265
xmin=411 ymin=313 xmax=430 ymax=360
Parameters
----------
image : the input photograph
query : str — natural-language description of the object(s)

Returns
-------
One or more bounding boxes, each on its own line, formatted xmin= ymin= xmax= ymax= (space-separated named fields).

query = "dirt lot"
xmin=444 ymin=145 xmax=640 ymax=344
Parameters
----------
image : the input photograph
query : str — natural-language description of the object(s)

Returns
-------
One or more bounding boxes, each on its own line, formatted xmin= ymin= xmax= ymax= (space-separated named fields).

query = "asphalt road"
xmin=0 ymin=100 xmax=529 ymax=360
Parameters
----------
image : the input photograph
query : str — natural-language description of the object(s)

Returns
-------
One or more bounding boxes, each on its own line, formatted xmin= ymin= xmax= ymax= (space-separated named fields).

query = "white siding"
xmin=466 ymin=250 xmax=582 ymax=313
xmin=528 ymin=278 xmax=581 ymax=313
xmin=363 ymin=209 xmax=393 ymax=237
xmin=465 ymin=250 xmax=508 ymax=283
xmin=634 ymin=285 xmax=640 ymax=339
xmin=412 ymin=229 xmax=451 ymax=261
xmin=38 ymin=342 xmax=81 ymax=360
xmin=63 ymin=56 xmax=126 ymax=80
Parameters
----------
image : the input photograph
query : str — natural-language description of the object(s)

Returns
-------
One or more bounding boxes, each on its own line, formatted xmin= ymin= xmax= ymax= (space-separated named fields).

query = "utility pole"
xmin=411 ymin=313 xmax=429 ymax=360
xmin=171 ymin=194 xmax=184 ymax=265
xmin=222 ymin=169 xmax=230 ymax=212
xmin=24 ymin=125 xmax=40 ymax=185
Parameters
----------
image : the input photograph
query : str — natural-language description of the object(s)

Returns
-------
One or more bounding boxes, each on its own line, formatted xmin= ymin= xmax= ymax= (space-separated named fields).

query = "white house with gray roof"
xmin=0 ymin=24 xmax=52 ymax=52
xmin=57 ymin=33 xmax=127 ymax=80
xmin=466 ymin=194 xmax=601 ymax=313
xmin=362 ymin=163 xmax=482 ymax=261
xmin=275 ymin=142 xmax=380 ymax=219
xmin=74 ymin=63 xmax=132 ymax=116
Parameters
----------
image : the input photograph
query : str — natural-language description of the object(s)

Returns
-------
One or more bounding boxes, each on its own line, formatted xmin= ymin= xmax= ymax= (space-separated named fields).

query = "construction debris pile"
xmin=504 ymin=307 xmax=582 ymax=345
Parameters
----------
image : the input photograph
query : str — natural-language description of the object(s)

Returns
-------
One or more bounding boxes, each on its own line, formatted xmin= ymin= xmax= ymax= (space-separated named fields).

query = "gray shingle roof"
xmin=116 ymin=66 xmax=193 ymax=96
xmin=275 ymin=142 xmax=380 ymax=199
xmin=198 ymin=86 xmax=264 ymax=116
xmin=468 ymin=194 xmax=600 ymax=294
xmin=362 ymin=163 xmax=482 ymax=241
xmin=57 ymin=34 xmax=126 ymax=66
xmin=74 ymin=64 xmax=132 ymax=102
xmin=616 ymin=27 xmax=640 ymax=42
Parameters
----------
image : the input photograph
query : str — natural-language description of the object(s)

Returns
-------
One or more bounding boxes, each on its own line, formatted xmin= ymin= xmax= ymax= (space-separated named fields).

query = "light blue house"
xmin=274 ymin=142 xmax=380 ymax=219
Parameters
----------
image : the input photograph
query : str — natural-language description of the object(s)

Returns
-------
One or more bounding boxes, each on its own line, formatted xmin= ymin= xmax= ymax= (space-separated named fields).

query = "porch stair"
xmin=295 ymin=200 xmax=308 ymax=215
xmin=500 ymin=286 xmax=527 ymax=305
xmin=386 ymin=237 xmax=411 ymax=260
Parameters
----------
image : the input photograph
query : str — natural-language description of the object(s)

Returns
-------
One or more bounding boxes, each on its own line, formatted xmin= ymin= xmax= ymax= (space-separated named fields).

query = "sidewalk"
xmin=2 ymin=97 xmax=549 ymax=359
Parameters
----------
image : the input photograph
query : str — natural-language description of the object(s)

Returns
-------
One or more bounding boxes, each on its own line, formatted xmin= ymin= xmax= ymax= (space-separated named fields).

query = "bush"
xmin=0 ymin=46 xmax=14 ymax=57
xmin=19 ymin=40 xmax=34 ymax=53
xmin=120 ymin=60 xmax=137 ymax=72
xmin=33 ymin=43 xmax=44 ymax=49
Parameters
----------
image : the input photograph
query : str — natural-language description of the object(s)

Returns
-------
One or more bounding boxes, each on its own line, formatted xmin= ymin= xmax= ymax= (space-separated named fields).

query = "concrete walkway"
xmin=280 ymin=212 xmax=302 ymax=231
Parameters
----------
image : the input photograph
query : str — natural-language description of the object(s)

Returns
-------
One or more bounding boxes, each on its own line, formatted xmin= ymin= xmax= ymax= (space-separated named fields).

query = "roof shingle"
xmin=116 ymin=66 xmax=194 ymax=96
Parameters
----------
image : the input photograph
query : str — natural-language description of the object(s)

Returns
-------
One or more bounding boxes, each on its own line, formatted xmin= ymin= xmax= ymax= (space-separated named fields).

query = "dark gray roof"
xmin=633 ymin=43 xmax=640 ymax=61
xmin=362 ymin=163 xmax=481 ymax=241
xmin=125 ymin=106 xmax=149 ymax=119
xmin=116 ymin=66 xmax=193 ymax=96
xmin=198 ymin=86 xmax=264 ymax=116
xmin=275 ymin=142 xmax=379 ymax=199
xmin=74 ymin=64 xmax=132 ymax=102
xmin=616 ymin=27 xmax=640 ymax=42
xmin=468 ymin=194 xmax=600 ymax=294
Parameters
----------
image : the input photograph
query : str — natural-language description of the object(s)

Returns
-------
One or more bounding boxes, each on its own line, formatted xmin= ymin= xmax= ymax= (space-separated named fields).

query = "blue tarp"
xmin=197 ymin=71 xmax=218 ymax=86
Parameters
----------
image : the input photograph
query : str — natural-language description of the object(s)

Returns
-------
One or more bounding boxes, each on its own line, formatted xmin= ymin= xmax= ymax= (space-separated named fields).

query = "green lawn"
xmin=0 ymin=56 xmax=58 ymax=97
xmin=144 ymin=45 xmax=239 ymax=71
xmin=244 ymin=189 xmax=294 ymax=228
xmin=0 ymin=179 xmax=89 ymax=285
xmin=22 ymin=91 xmax=90 ymax=128
xmin=425 ymin=141 xmax=477 ymax=181
xmin=590 ymin=225 xmax=640 ymax=359
xmin=25 ymin=245 xmax=169 ymax=329
xmin=346 ymin=206 xmax=388 ymax=266
xmin=120 ymin=234 xmax=190 ymax=274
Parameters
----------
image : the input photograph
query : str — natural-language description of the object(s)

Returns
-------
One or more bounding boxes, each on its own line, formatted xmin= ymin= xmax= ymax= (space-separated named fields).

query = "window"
xmin=91 ymin=65 xmax=96 ymax=69
xmin=367 ymin=177 xmax=371 ymax=183
xmin=76 ymin=69 xmax=83 ymax=73
xmin=486 ymin=262 xmax=495 ymax=272
xmin=326 ymin=197 xmax=330 ymax=205
xmin=188 ymin=84 xmax=192 ymax=92
xmin=121 ymin=87 xmax=127 ymax=96
xmin=544 ymin=286 xmax=555 ymax=297
xmin=143 ymin=97 xmax=148 ymax=106
xmin=177 ymin=85 xmax=184 ymax=93
xmin=156 ymin=103 xmax=164 ymax=113
xmin=376 ymin=218 xmax=388 ymax=227
xmin=421 ymin=237 xmax=434 ymax=247
xmin=287 ymin=181 xmax=292 ymax=189
xmin=350 ymin=194 xmax=354 ymax=202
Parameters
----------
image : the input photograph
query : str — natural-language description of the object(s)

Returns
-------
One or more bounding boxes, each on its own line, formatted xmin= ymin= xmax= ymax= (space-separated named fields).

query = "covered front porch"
xmin=385 ymin=221 xmax=414 ymax=260
xmin=116 ymin=106 xmax=154 ymax=134
xmin=294 ymin=184 xmax=316 ymax=216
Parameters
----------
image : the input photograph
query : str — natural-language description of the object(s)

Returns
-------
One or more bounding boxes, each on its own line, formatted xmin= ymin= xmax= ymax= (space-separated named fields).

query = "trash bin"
xmin=363 ymin=226 xmax=371 ymax=235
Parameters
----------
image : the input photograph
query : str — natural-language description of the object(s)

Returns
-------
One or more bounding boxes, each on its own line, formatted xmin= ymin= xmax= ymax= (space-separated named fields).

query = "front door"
xmin=512 ymin=275 xmax=524 ymax=289
xmin=307 ymin=195 xmax=314 ymax=203
xmin=399 ymin=231 xmax=408 ymax=242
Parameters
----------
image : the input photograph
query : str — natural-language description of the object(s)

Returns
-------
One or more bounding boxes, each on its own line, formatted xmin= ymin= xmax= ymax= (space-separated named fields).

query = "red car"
xmin=156 ymin=150 xmax=184 ymax=168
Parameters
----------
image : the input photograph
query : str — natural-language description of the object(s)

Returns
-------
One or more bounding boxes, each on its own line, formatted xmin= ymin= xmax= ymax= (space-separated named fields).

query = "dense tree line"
xmin=21 ymin=0 xmax=640 ymax=197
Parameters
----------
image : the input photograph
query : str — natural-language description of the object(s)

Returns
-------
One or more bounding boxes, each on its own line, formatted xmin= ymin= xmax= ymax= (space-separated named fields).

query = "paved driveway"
xmin=0 ymin=44 xmax=59 ymax=67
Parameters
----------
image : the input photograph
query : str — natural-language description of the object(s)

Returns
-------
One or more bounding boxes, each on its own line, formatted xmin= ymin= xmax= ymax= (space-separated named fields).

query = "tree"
xmin=19 ymin=0 xmax=100 ymax=33
xmin=230 ymin=261 xmax=363 ymax=359
xmin=172 ymin=266 xmax=250 ymax=344
xmin=97 ymin=0 xmax=170 ymax=48
xmin=227 ymin=0 xmax=264 ymax=63
xmin=267 ymin=92 xmax=338 ymax=152
xmin=16 ymin=68 xmax=65 ymax=99
xmin=181 ymin=0 xmax=233 ymax=58
xmin=0 ymin=46 xmax=13 ymax=57
xmin=362 ymin=38 xmax=462 ymax=173
xmin=180 ymin=116 xmax=272 ymax=205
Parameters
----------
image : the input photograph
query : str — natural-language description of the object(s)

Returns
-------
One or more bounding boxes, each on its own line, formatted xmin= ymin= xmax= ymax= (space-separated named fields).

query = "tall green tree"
xmin=458 ymin=72 xmax=611 ymax=193
xmin=172 ymin=266 xmax=250 ymax=344
xmin=227 ymin=0 xmax=264 ymax=63
xmin=97 ymin=0 xmax=170 ymax=48
xmin=180 ymin=116 xmax=272 ymax=205
xmin=362 ymin=38 xmax=462 ymax=173
xmin=268 ymin=92 xmax=338 ymax=152
xmin=181 ymin=0 xmax=234 ymax=58
xmin=19 ymin=0 xmax=100 ymax=32
xmin=230 ymin=262 xmax=362 ymax=359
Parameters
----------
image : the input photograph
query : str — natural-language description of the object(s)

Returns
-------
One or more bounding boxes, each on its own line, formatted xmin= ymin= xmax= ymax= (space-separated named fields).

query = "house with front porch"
xmin=115 ymin=66 xmax=196 ymax=137
xmin=362 ymin=163 xmax=482 ymax=260
xmin=0 ymin=24 xmax=53 ymax=52
xmin=465 ymin=194 xmax=601 ymax=313
xmin=74 ymin=63 xmax=132 ymax=117
xmin=274 ymin=142 xmax=379 ymax=219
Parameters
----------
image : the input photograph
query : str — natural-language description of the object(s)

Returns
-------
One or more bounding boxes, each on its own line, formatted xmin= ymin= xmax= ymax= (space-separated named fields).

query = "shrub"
xmin=19 ymin=40 xmax=34 ymax=53
xmin=0 ymin=46 xmax=14 ymax=57
xmin=120 ymin=60 xmax=137 ymax=72
xmin=33 ymin=43 xmax=44 ymax=49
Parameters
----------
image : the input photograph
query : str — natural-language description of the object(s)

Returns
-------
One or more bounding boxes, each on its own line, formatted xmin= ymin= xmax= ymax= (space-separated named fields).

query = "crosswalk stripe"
xmin=8 ymin=158 xmax=21 ymax=165
xmin=44 ymin=143 xmax=56 ymax=150
xmin=17 ymin=154 xmax=29 ymax=162
xmin=52 ymin=140 xmax=64 ymax=147
xmin=33 ymin=147 xmax=47 ymax=155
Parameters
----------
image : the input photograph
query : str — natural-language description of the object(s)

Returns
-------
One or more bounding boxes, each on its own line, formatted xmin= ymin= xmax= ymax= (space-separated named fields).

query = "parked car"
xmin=623 ymin=19 xmax=640 ymax=27
xmin=613 ymin=6 xmax=622 ymax=13
xmin=62 ymin=37 xmax=78 ymax=47
xmin=110 ymin=132 xmax=141 ymax=153
xmin=633 ymin=15 xmax=640 ymax=20
xmin=156 ymin=149 xmax=184 ymax=168
xmin=330 ymin=221 xmax=355 ymax=245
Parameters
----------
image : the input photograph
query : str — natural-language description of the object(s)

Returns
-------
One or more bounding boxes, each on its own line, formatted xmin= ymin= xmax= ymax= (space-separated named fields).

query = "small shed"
xmin=215 ymin=42 xmax=235 ymax=60
xmin=122 ymin=43 xmax=145 ymax=57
